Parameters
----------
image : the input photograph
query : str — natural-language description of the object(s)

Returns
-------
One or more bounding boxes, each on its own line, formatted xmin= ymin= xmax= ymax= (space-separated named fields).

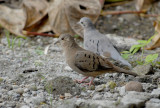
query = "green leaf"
xmin=121 ymin=51 xmax=130 ymax=54
xmin=137 ymin=40 xmax=148 ymax=44
xmin=121 ymin=53 xmax=130 ymax=59
xmin=145 ymin=54 xmax=159 ymax=63
xmin=136 ymin=60 xmax=144 ymax=65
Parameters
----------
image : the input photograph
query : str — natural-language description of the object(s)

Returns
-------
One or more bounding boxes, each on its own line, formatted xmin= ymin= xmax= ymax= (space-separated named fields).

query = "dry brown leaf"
xmin=145 ymin=21 xmax=160 ymax=50
xmin=23 ymin=0 xmax=49 ymax=30
xmin=48 ymin=0 xmax=102 ymax=37
xmin=0 ymin=0 xmax=103 ymax=37
xmin=0 ymin=5 xmax=26 ymax=36
xmin=135 ymin=0 xmax=153 ymax=11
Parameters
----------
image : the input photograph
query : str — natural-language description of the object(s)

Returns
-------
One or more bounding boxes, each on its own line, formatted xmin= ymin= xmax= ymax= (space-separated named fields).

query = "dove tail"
xmin=113 ymin=65 xmax=138 ymax=76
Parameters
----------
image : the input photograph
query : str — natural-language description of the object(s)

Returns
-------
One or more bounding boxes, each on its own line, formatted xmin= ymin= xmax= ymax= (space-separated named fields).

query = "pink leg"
xmin=82 ymin=77 xmax=95 ymax=86
xmin=75 ymin=77 xmax=89 ymax=83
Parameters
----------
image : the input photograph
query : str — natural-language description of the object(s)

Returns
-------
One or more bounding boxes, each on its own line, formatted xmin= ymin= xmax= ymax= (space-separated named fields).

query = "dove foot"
xmin=75 ymin=76 xmax=89 ymax=83
xmin=82 ymin=77 xmax=95 ymax=86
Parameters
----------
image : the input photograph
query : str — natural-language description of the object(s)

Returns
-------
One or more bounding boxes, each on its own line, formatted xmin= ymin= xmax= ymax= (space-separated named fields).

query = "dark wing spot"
xmin=85 ymin=54 xmax=86 ymax=57
xmin=90 ymin=40 xmax=91 ymax=42
xmin=88 ymin=55 xmax=90 ymax=58
xmin=97 ymin=40 xmax=100 ymax=54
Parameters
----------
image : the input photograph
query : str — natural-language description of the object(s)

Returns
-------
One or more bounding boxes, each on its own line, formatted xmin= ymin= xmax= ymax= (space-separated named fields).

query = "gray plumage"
xmin=78 ymin=17 xmax=132 ymax=68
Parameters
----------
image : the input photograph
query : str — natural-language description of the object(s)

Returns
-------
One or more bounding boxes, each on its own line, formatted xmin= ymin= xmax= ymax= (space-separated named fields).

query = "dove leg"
xmin=82 ymin=77 xmax=95 ymax=86
xmin=76 ymin=76 xmax=89 ymax=83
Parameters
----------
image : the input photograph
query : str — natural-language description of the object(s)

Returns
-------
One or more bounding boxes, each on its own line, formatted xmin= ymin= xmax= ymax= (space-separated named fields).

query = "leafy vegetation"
xmin=5 ymin=30 xmax=27 ymax=49
xmin=121 ymin=34 xmax=159 ymax=65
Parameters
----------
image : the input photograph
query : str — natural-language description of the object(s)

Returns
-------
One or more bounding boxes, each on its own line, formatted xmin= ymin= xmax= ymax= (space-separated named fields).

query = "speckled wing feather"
xmin=74 ymin=51 xmax=113 ymax=72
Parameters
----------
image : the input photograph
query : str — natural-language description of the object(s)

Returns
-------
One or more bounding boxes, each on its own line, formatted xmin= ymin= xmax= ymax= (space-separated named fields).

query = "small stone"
xmin=146 ymin=98 xmax=160 ymax=108
xmin=24 ymin=88 xmax=29 ymax=92
xmin=132 ymin=64 xmax=153 ymax=76
xmin=104 ymin=92 xmax=112 ymax=98
xmin=20 ymin=105 xmax=30 ymax=108
xmin=12 ymin=85 xmax=19 ymax=89
xmin=151 ymin=88 xmax=160 ymax=98
xmin=64 ymin=66 xmax=72 ymax=71
xmin=125 ymin=81 xmax=143 ymax=92
xmin=95 ymin=84 xmax=106 ymax=92
xmin=31 ymin=96 xmax=45 ymax=105
xmin=92 ymin=93 xmax=102 ymax=100
xmin=118 ymin=86 xmax=126 ymax=96
xmin=14 ymin=88 xmax=24 ymax=95
xmin=65 ymin=93 xmax=72 ymax=99
xmin=60 ymin=95 xmax=65 ymax=99
xmin=29 ymin=85 xmax=37 ymax=91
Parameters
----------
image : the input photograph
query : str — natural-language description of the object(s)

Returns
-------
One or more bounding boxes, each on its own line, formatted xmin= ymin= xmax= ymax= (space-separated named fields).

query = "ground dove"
xmin=78 ymin=17 xmax=132 ymax=68
xmin=56 ymin=34 xmax=137 ymax=86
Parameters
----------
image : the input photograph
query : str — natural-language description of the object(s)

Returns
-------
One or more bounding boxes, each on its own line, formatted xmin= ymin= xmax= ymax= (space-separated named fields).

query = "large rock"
xmin=121 ymin=91 xmax=151 ymax=108
xmin=44 ymin=76 xmax=81 ymax=96
xmin=56 ymin=98 xmax=126 ymax=108
xmin=146 ymin=98 xmax=160 ymax=108
xmin=132 ymin=64 xmax=153 ymax=76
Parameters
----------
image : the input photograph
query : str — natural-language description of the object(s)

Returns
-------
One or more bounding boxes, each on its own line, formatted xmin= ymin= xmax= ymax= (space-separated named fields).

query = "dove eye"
xmin=61 ymin=38 xmax=64 ymax=40
xmin=81 ymin=22 xmax=83 ymax=24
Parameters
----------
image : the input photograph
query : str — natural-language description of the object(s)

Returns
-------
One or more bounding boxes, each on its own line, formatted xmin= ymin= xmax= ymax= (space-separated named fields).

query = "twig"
xmin=104 ymin=0 xmax=131 ymax=8
xmin=22 ymin=31 xmax=59 ymax=38
xmin=101 ymin=10 xmax=146 ymax=16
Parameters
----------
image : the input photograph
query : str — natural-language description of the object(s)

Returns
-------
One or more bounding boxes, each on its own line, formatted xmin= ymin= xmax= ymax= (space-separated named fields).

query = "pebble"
xmin=95 ymin=84 xmax=106 ymax=92
xmin=92 ymin=93 xmax=102 ymax=100
xmin=125 ymin=81 xmax=143 ymax=92
xmin=20 ymin=105 xmax=30 ymax=108
xmin=65 ymin=93 xmax=72 ymax=99
xmin=14 ymin=88 xmax=24 ymax=95
xmin=118 ymin=86 xmax=126 ymax=96
xmin=64 ymin=66 xmax=73 ymax=71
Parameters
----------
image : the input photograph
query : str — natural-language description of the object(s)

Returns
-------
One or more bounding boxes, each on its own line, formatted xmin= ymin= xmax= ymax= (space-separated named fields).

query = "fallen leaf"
xmin=48 ymin=0 xmax=102 ymax=37
xmin=145 ymin=20 xmax=160 ymax=50
xmin=0 ymin=5 xmax=26 ymax=36
xmin=135 ymin=0 xmax=153 ymax=11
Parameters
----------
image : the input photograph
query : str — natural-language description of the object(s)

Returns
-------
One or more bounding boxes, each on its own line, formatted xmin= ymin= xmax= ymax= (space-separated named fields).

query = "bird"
xmin=56 ymin=34 xmax=137 ymax=86
xmin=78 ymin=17 xmax=132 ymax=68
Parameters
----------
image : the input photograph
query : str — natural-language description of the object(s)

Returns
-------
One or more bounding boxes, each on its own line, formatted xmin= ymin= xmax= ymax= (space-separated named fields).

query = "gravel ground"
xmin=0 ymin=34 xmax=159 ymax=108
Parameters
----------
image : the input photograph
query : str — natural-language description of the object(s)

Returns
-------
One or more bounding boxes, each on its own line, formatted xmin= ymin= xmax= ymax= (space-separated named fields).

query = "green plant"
xmin=5 ymin=30 xmax=27 ymax=49
xmin=35 ymin=47 xmax=44 ymax=55
xmin=121 ymin=34 xmax=159 ymax=65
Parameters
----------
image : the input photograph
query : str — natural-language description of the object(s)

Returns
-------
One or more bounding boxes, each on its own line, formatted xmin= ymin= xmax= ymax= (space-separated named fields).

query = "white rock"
xmin=65 ymin=93 xmax=72 ymax=99
xmin=104 ymin=92 xmax=112 ymax=98
xmin=20 ymin=105 xmax=30 ymax=108
xmin=151 ymin=88 xmax=160 ymax=98
xmin=64 ymin=66 xmax=72 ymax=71
xmin=146 ymin=98 xmax=160 ymax=108
xmin=119 ymin=86 xmax=126 ymax=96
xmin=95 ymin=84 xmax=106 ymax=92
xmin=121 ymin=91 xmax=151 ymax=107
xmin=92 ymin=93 xmax=102 ymax=100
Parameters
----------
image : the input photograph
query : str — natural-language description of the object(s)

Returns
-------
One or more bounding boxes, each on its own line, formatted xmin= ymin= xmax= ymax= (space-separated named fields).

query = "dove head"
xmin=78 ymin=17 xmax=94 ymax=29
xmin=58 ymin=34 xmax=75 ymax=48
